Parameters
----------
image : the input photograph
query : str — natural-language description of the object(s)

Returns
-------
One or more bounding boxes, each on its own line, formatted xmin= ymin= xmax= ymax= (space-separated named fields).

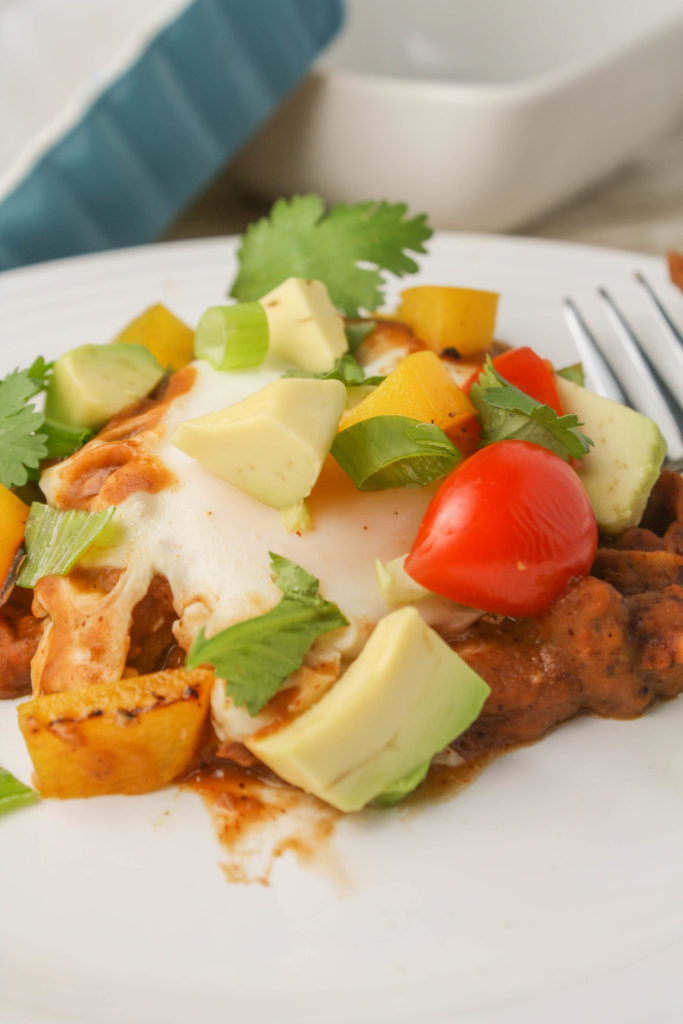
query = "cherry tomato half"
xmin=464 ymin=346 xmax=564 ymax=415
xmin=405 ymin=440 xmax=597 ymax=617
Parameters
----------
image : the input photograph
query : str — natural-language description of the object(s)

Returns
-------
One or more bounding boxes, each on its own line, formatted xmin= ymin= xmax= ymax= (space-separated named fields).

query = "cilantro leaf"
xmin=470 ymin=359 xmax=593 ymax=461
xmin=230 ymin=195 xmax=432 ymax=317
xmin=0 ymin=365 xmax=45 ymax=408
xmin=0 ymin=360 xmax=90 ymax=487
xmin=556 ymin=362 xmax=585 ymax=386
xmin=42 ymin=419 xmax=94 ymax=460
xmin=282 ymin=353 xmax=385 ymax=387
xmin=345 ymin=320 xmax=376 ymax=354
xmin=0 ymin=368 xmax=49 ymax=488
xmin=26 ymin=356 xmax=53 ymax=390
xmin=185 ymin=554 xmax=348 ymax=716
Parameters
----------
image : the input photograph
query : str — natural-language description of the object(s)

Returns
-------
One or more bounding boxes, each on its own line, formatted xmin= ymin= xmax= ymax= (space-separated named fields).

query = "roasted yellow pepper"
xmin=398 ymin=285 xmax=499 ymax=355
xmin=0 ymin=483 xmax=29 ymax=599
xmin=18 ymin=667 xmax=213 ymax=798
xmin=338 ymin=350 xmax=478 ymax=446
xmin=112 ymin=303 xmax=195 ymax=370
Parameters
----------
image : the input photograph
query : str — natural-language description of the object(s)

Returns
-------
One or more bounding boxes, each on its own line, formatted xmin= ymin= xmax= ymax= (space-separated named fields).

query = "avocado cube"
xmin=246 ymin=606 xmax=491 ymax=811
xmin=171 ymin=377 xmax=346 ymax=510
xmin=556 ymin=376 xmax=666 ymax=534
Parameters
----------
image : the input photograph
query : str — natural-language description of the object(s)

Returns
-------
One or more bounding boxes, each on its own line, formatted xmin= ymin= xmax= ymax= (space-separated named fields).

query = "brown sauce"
xmin=184 ymin=755 xmax=341 ymax=886
xmin=182 ymin=741 xmax=503 ymax=885
xmin=2 ymin=342 xmax=681 ymax=880
xmin=48 ymin=365 xmax=196 ymax=511
xmin=52 ymin=442 xmax=176 ymax=510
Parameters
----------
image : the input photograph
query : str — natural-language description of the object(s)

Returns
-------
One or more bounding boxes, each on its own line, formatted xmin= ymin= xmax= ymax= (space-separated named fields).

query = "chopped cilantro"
xmin=25 ymin=356 xmax=53 ymax=390
xmin=0 ymin=367 xmax=49 ymax=488
xmin=0 ymin=358 xmax=92 ymax=488
xmin=41 ymin=420 xmax=94 ymax=460
xmin=345 ymin=320 xmax=376 ymax=354
xmin=556 ymin=362 xmax=585 ymax=386
xmin=230 ymin=195 xmax=432 ymax=317
xmin=283 ymin=353 xmax=385 ymax=388
xmin=186 ymin=554 xmax=348 ymax=716
xmin=470 ymin=358 xmax=593 ymax=461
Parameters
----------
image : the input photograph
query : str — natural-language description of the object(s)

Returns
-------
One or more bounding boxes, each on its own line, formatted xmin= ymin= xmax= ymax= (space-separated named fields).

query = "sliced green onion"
xmin=0 ymin=767 xmax=39 ymax=816
xmin=331 ymin=416 xmax=461 ymax=491
xmin=42 ymin=419 xmax=93 ymax=459
xmin=194 ymin=303 xmax=269 ymax=371
xmin=375 ymin=554 xmax=432 ymax=605
xmin=281 ymin=499 xmax=313 ymax=534
xmin=17 ymin=504 xmax=116 ymax=588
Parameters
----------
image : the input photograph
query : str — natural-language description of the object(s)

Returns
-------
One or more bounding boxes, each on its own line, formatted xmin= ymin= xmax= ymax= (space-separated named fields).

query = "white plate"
xmin=1 ymin=235 xmax=682 ymax=1024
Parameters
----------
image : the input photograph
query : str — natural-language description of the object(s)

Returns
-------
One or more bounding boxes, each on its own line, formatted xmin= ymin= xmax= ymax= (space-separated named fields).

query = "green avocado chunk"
xmin=44 ymin=343 xmax=165 ymax=431
xmin=259 ymin=277 xmax=348 ymax=372
xmin=172 ymin=376 xmax=346 ymax=510
xmin=245 ymin=606 xmax=491 ymax=812
xmin=555 ymin=376 xmax=666 ymax=535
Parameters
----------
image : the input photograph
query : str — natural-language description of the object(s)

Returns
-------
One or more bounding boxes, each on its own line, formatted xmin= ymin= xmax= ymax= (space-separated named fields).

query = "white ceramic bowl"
xmin=233 ymin=0 xmax=683 ymax=231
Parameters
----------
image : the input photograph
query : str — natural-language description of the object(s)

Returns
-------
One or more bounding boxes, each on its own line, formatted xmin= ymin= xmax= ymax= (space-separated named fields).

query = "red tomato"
xmin=405 ymin=440 xmax=597 ymax=617
xmin=464 ymin=346 xmax=564 ymax=415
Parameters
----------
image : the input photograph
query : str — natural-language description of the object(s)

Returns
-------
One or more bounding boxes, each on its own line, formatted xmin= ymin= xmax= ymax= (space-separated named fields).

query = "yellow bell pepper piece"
xmin=112 ymin=303 xmax=195 ymax=370
xmin=18 ymin=667 xmax=213 ymax=798
xmin=338 ymin=350 xmax=477 ymax=445
xmin=398 ymin=285 xmax=499 ymax=355
xmin=0 ymin=484 xmax=29 ymax=599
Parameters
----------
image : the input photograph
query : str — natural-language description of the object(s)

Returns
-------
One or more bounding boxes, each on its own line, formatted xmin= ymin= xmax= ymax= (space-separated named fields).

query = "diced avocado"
xmin=556 ymin=376 xmax=666 ymax=534
xmin=373 ymin=760 xmax=431 ymax=806
xmin=245 ymin=606 xmax=491 ymax=812
xmin=44 ymin=343 xmax=165 ymax=431
xmin=259 ymin=278 xmax=347 ymax=372
xmin=171 ymin=377 xmax=346 ymax=510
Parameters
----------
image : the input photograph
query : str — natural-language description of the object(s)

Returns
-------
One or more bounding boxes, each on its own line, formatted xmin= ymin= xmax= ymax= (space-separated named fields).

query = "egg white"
xmin=39 ymin=357 xmax=475 ymax=737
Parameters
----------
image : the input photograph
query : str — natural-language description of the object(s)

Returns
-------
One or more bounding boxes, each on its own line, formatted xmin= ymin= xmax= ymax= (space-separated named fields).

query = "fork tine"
xmin=562 ymin=297 xmax=627 ymax=404
xmin=635 ymin=271 xmax=683 ymax=346
xmin=597 ymin=287 xmax=683 ymax=464
xmin=634 ymin=272 xmax=683 ymax=408
xmin=564 ymin=291 xmax=683 ymax=468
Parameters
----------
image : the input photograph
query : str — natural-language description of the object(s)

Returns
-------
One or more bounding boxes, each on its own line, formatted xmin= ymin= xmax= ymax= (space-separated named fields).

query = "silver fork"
xmin=563 ymin=274 xmax=683 ymax=472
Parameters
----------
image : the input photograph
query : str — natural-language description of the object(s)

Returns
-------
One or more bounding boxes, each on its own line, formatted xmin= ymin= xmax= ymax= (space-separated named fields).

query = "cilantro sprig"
xmin=230 ymin=195 xmax=432 ymax=317
xmin=0 ymin=364 xmax=50 ymax=488
xmin=283 ymin=353 xmax=385 ymax=388
xmin=0 ymin=357 xmax=92 ymax=488
xmin=186 ymin=554 xmax=348 ymax=716
xmin=345 ymin=320 xmax=376 ymax=354
xmin=470 ymin=358 xmax=593 ymax=461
